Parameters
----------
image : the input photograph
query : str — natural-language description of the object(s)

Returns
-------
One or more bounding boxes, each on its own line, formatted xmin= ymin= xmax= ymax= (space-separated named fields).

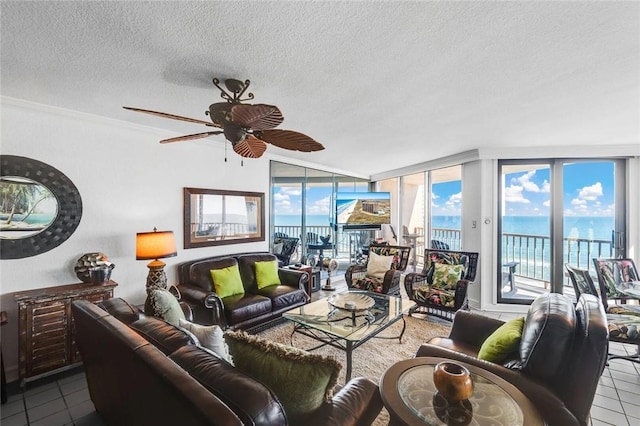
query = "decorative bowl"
xmin=328 ymin=293 xmax=375 ymax=312
xmin=433 ymin=361 xmax=474 ymax=401
xmin=75 ymin=252 xmax=115 ymax=283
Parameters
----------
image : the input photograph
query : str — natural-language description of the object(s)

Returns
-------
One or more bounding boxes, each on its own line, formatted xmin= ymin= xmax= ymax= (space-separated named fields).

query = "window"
xmin=498 ymin=159 xmax=625 ymax=304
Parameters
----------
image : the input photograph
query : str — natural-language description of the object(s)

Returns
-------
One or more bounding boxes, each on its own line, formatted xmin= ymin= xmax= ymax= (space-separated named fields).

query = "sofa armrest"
xmin=447 ymin=310 xmax=505 ymax=348
xmin=175 ymin=284 xmax=226 ymax=327
xmin=179 ymin=302 xmax=194 ymax=322
xmin=278 ymin=268 xmax=308 ymax=291
xmin=308 ymin=377 xmax=383 ymax=426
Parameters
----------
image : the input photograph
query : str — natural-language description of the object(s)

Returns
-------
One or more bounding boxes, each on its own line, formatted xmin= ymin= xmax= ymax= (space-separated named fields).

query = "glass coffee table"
xmin=283 ymin=290 xmax=408 ymax=382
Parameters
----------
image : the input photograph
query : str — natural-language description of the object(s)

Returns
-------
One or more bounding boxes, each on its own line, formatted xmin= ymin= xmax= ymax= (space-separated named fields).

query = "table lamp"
xmin=136 ymin=228 xmax=177 ymax=290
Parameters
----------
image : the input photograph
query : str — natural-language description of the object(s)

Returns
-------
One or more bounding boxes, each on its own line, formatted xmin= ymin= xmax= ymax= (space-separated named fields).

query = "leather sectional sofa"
xmin=72 ymin=297 xmax=383 ymax=426
xmin=176 ymin=252 xmax=309 ymax=329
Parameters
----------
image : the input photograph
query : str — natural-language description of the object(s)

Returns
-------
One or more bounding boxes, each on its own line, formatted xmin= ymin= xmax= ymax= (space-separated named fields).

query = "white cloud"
xmin=504 ymin=185 xmax=530 ymax=204
xmin=542 ymin=200 xmax=550 ymax=207
xmin=444 ymin=192 xmax=462 ymax=209
xmin=578 ymin=182 xmax=603 ymax=201
xmin=571 ymin=198 xmax=587 ymax=206
xmin=306 ymin=196 xmax=331 ymax=214
xmin=514 ymin=171 xmax=550 ymax=193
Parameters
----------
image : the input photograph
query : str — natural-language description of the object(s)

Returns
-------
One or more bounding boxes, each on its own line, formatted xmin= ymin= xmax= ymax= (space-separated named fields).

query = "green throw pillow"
xmin=210 ymin=265 xmax=244 ymax=298
xmin=254 ymin=260 xmax=281 ymax=289
xmin=146 ymin=288 xmax=185 ymax=326
xmin=431 ymin=262 xmax=464 ymax=290
xmin=478 ymin=317 xmax=525 ymax=363
xmin=224 ymin=330 xmax=341 ymax=420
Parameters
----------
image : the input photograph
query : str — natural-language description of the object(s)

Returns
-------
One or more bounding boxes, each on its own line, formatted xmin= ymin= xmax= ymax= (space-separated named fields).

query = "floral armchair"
xmin=567 ymin=262 xmax=640 ymax=364
xmin=404 ymin=249 xmax=479 ymax=321
xmin=345 ymin=244 xmax=411 ymax=295
xmin=593 ymin=258 xmax=640 ymax=300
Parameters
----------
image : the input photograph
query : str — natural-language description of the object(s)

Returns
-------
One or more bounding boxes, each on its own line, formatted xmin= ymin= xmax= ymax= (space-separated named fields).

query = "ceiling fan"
xmin=123 ymin=78 xmax=324 ymax=159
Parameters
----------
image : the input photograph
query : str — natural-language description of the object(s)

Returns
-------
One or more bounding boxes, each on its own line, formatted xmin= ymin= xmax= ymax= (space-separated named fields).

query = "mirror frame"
xmin=183 ymin=187 xmax=265 ymax=249
xmin=1 ymin=155 xmax=83 ymax=259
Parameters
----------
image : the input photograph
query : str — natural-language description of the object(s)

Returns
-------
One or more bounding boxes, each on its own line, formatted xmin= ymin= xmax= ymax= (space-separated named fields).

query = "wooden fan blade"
xmin=123 ymin=106 xmax=218 ymax=127
xmin=233 ymin=135 xmax=267 ymax=158
xmin=258 ymin=129 xmax=324 ymax=152
xmin=231 ymin=104 xmax=284 ymax=130
xmin=160 ymin=131 xmax=223 ymax=144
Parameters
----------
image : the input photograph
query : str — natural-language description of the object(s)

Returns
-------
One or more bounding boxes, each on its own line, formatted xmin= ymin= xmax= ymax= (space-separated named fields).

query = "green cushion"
xmin=478 ymin=317 xmax=525 ymax=363
xmin=224 ymin=330 xmax=341 ymax=419
xmin=210 ymin=265 xmax=244 ymax=298
xmin=254 ymin=260 xmax=281 ymax=289
xmin=146 ymin=288 xmax=185 ymax=326
xmin=431 ymin=262 xmax=464 ymax=290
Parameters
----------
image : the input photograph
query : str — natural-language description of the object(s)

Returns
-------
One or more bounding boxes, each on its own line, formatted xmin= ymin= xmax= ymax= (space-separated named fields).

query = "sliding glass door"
xmin=498 ymin=159 xmax=625 ymax=304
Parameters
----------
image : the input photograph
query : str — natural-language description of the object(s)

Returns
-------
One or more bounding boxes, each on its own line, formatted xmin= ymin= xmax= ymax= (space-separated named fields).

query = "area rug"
xmin=258 ymin=314 xmax=452 ymax=425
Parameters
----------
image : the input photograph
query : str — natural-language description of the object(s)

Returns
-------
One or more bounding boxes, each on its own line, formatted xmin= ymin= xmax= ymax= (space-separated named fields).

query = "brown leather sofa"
xmin=72 ymin=297 xmax=383 ymax=426
xmin=415 ymin=293 xmax=608 ymax=426
xmin=176 ymin=252 xmax=309 ymax=329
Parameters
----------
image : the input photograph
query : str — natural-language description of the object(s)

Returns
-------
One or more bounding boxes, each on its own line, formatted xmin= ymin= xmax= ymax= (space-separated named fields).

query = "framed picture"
xmin=183 ymin=187 xmax=264 ymax=249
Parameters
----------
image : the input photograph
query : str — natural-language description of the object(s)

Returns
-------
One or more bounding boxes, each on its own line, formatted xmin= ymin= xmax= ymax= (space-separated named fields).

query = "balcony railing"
xmin=273 ymin=225 xmax=614 ymax=292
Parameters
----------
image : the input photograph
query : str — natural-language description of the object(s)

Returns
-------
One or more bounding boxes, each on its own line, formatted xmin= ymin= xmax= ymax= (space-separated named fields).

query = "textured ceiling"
xmin=1 ymin=1 xmax=638 ymax=176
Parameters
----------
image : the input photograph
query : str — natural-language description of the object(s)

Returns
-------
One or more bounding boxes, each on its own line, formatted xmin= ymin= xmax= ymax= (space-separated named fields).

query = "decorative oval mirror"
xmin=1 ymin=155 xmax=83 ymax=259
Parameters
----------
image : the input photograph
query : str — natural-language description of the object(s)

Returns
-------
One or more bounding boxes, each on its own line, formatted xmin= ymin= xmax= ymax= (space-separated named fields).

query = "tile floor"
xmin=2 ymin=296 xmax=639 ymax=425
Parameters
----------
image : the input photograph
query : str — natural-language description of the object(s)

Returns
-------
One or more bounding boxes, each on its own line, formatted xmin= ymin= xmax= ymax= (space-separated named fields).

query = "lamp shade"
xmin=136 ymin=230 xmax=177 ymax=260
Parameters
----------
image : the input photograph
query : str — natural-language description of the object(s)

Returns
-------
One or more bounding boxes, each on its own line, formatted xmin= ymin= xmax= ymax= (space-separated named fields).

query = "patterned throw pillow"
xmin=478 ymin=317 xmax=525 ymax=363
xmin=146 ymin=288 xmax=185 ymax=326
xmin=431 ymin=262 xmax=464 ymax=290
xmin=224 ymin=330 xmax=341 ymax=421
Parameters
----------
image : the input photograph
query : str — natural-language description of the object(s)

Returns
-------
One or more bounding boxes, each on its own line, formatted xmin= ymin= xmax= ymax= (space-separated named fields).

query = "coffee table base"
xmin=289 ymin=315 xmax=406 ymax=382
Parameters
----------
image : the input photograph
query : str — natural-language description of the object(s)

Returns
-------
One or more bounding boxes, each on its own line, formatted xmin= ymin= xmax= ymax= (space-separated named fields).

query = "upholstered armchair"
xmin=404 ymin=249 xmax=479 ymax=320
xmin=415 ymin=293 xmax=609 ymax=426
xmin=272 ymin=236 xmax=299 ymax=266
xmin=345 ymin=244 xmax=411 ymax=295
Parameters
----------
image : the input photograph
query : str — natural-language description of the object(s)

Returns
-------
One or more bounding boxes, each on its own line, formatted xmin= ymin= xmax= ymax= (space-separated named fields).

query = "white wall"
xmin=0 ymin=98 xmax=271 ymax=380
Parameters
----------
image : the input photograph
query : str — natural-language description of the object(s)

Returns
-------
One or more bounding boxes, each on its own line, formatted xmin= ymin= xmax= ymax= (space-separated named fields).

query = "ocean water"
xmin=275 ymin=214 xmax=615 ymax=241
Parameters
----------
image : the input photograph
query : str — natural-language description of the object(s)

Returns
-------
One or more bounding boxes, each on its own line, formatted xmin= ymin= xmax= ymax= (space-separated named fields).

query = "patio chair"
xmin=592 ymin=258 xmax=640 ymax=301
xmin=404 ymin=249 xmax=479 ymax=321
xmin=566 ymin=263 xmax=640 ymax=364
xmin=430 ymin=240 xmax=449 ymax=250
xmin=345 ymin=244 xmax=411 ymax=295
xmin=272 ymin=236 xmax=299 ymax=266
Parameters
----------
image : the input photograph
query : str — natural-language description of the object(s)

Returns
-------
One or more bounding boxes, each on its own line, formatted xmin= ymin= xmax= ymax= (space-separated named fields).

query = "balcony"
xmin=273 ymin=225 xmax=615 ymax=301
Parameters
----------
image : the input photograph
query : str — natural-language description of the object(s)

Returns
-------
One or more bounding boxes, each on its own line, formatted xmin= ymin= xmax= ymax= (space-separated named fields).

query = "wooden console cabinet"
xmin=14 ymin=281 xmax=117 ymax=387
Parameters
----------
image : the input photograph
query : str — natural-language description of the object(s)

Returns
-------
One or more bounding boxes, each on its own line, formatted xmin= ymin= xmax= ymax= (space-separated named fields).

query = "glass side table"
xmin=380 ymin=357 xmax=544 ymax=426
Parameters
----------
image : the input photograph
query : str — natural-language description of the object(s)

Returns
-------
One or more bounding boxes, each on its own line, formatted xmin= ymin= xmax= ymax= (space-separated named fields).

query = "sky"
xmin=503 ymin=162 xmax=615 ymax=217
xmin=273 ymin=161 xmax=616 ymax=220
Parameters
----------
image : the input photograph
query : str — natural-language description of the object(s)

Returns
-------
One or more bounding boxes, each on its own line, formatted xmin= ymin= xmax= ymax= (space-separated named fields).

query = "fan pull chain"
xmin=224 ymin=141 xmax=228 ymax=162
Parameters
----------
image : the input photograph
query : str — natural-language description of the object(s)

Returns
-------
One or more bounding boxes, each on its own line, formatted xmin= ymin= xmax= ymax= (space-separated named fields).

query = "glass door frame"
xmin=497 ymin=158 xmax=626 ymax=305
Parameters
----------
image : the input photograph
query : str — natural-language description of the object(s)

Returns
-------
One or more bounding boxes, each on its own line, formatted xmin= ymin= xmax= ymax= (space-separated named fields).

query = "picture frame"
xmin=1 ymin=155 xmax=83 ymax=259
xmin=183 ymin=187 xmax=264 ymax=249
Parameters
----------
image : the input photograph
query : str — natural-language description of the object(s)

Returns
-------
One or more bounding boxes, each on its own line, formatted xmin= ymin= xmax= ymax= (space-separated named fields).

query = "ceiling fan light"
xmin=223 ymin=123 xmax=246 ymax=143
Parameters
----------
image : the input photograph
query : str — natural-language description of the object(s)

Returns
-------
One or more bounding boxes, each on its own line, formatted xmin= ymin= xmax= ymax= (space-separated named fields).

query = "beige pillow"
xmin=366 ymin=251 xmax=394 ymax=279
xmin=178 ymin=319 xmax=230 ymax=362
